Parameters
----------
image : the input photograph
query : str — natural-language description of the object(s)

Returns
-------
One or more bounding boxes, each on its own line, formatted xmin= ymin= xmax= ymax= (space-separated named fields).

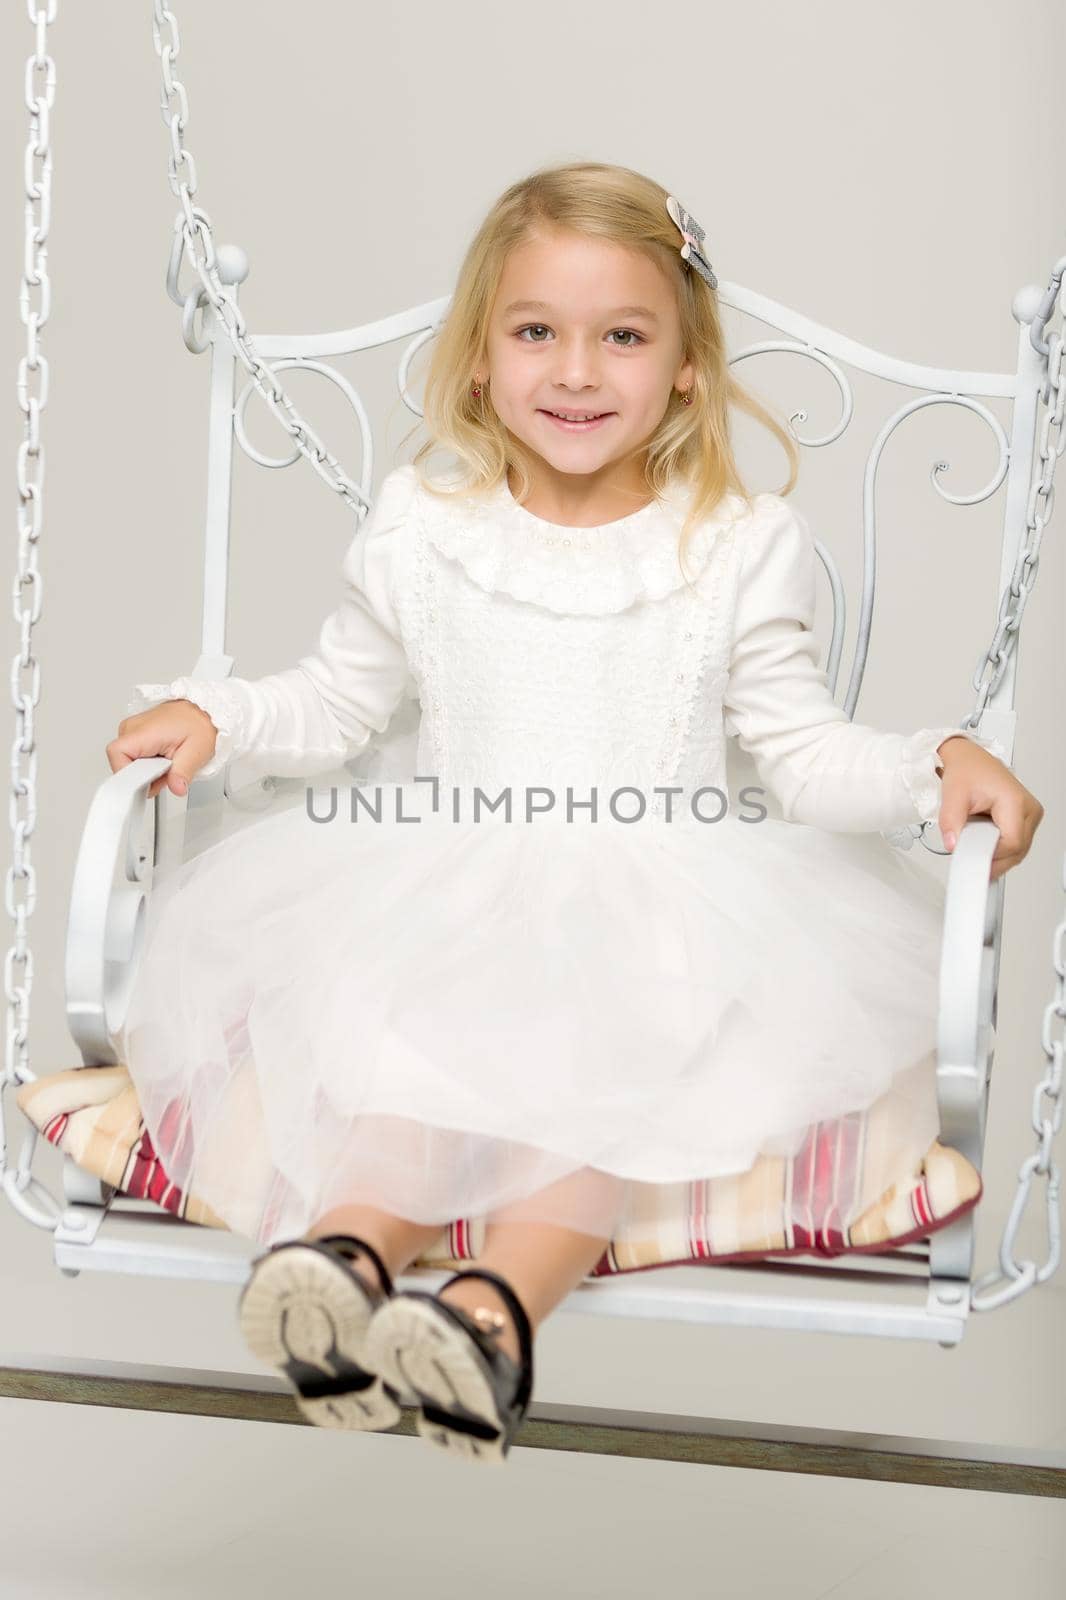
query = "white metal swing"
xmin=3 ymin=2 xmax=1064 ymax=1489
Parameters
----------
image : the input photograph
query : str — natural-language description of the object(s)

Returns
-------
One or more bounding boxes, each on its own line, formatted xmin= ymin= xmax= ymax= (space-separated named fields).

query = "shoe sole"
xmin=238 ymin=1243 xmax=402 ymax=1431
xmin=364 ymin=1296 xmax=515 ymax=1466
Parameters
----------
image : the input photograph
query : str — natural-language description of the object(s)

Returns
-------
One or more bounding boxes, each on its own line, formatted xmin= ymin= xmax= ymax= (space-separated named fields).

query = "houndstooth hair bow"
xmin=665 ymin=196 xmax=718 ymax=290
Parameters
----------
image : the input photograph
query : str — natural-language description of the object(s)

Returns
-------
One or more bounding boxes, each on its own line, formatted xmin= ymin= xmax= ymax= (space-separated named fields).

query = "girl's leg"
xmin=307 ymin=1167 xmax=623 ymax=1364
xmin=436 ymin=1216 xmax=610 ymax=1365
xmin=433 ymin=1169 xmax=622 ymax=1363
xmin=305 ymin=1203 xmax=444 ymax=1291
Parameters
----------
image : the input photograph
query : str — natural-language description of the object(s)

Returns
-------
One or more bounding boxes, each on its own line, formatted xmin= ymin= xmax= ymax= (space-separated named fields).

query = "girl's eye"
xmin=514 ymin=325 xmax=645 ymax=348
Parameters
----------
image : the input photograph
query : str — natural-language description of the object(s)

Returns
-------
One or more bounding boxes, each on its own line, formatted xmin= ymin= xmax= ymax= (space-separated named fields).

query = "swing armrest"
xmin=935 ymin=815 xmax=1003 ymax=1173
xmin=65 ymin=755 xmax=177 ymax=1065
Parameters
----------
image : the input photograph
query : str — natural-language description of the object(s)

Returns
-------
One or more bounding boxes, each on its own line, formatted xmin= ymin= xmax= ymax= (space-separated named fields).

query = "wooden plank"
xmin=1 ymin=1355 xmax=1062 ymax=1498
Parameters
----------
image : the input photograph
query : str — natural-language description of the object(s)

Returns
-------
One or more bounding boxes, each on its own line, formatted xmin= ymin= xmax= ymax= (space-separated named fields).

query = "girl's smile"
xmin=537 ymin=409 xmax=616 ymax=433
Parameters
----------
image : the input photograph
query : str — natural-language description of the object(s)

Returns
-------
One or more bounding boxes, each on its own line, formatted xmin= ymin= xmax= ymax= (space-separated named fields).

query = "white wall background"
xmin=1 ymin=3 xmax=1063 ymax=1596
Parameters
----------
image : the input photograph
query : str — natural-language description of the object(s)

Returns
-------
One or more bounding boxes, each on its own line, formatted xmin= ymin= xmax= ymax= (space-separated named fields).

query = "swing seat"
xmin=39 ymin=272 xmax=1033 ymax=1346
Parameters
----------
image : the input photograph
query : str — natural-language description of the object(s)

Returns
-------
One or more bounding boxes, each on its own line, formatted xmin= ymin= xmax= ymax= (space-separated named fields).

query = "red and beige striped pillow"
xmin=17 ymin=1063 xmax=981 ymax=1276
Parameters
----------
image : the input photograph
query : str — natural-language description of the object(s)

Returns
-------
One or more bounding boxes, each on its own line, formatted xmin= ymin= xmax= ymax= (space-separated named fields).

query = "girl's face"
xmin=483 ymin=228 xmax=693 ymax=500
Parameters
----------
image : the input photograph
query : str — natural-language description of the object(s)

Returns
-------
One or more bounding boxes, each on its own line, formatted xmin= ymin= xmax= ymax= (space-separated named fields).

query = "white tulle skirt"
xmin=117 ymin=780 xmax=947 ymax=1248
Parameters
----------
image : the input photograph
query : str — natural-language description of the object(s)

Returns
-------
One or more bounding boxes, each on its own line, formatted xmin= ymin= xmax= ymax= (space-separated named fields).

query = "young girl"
xmin=109 ymin=160 xmax=1042 ymax=1466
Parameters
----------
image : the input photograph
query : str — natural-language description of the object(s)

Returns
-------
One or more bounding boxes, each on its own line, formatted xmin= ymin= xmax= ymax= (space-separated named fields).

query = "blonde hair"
xmin=404 ymin=159 xmax=799 ymax=575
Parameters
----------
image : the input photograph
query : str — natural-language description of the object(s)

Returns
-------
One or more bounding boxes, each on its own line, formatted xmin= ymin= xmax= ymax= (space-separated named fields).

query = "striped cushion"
xmin=16 ymin=1064 xmax=981 ymax=1275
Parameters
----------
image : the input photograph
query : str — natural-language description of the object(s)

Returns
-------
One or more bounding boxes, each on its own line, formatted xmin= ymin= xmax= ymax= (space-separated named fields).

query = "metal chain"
xmin=962 ymin=262 xmax=1066 ymax=735
xmin=969 ymin=264 xmax=1066 ymax=1311
xmin=150 ymin=3 xmax=371 ymax=519
xmin=1 ymin=2 xmax=60 ymax=1229
xmin=970 ymin=861 xmax=1065 ymax=1310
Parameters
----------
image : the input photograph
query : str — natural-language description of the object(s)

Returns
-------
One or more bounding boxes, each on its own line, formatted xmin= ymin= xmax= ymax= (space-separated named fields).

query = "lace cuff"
xmin=898 ymin=725 xmax=1010 ymax=826
xmin=127 ymin=677 xmax=245 ymax=781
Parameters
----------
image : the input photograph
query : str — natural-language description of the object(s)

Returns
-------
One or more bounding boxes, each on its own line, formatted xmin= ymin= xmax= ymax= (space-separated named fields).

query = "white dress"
xmin=118 ymin=463 xmax=1005 ymax=1248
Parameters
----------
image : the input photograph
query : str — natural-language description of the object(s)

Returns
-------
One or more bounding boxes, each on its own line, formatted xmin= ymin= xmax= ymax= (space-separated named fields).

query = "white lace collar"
xmin=416 ymin=469 xmax=741 ymax=616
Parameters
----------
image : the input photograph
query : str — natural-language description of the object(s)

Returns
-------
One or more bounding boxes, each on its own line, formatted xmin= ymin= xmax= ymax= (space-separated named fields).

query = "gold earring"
xmin=472 ymin=375 xmax=483 ymax=398
xmin=681 ymin=388 xmax=693 ymax=405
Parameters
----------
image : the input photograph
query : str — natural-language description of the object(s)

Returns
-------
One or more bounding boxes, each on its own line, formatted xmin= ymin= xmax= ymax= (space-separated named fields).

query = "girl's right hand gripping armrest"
xmin=108 ymin=693 xmax=223 ymax=800
xmin=111 ymin=464 xmax=416 ymax=800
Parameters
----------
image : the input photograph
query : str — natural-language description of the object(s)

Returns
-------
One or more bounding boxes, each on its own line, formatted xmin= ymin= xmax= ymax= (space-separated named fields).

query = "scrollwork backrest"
xmin=213 ymin=282 xmax=1028 ymax=816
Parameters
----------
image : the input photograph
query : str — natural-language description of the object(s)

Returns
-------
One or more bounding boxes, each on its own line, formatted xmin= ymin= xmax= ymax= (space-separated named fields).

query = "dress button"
xmin=684 ymin=630 xmax=694 ymax=640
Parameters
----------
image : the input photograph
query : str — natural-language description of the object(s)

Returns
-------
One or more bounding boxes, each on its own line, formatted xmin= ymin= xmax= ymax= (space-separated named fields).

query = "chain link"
xmin=1 ymin=2 xmax=60 ymax=1229
xmin=969 ymin=265 xmax=1066 ymax=1311
xmin=150 ymin=3 xmax=372 ymax=519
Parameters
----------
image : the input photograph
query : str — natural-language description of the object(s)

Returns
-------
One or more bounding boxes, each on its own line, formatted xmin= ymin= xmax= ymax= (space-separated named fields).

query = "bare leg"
xmin=305 ymin=1203 xmax=444 ymax=1294
xmin=308 ymin=1167 xmax=620 ymax=1364
xmin=436 ymin=1217 xmax=610 ymax=1365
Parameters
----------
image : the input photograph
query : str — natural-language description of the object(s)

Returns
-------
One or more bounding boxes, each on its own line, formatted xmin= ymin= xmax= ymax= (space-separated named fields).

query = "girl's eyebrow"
xmin=503 ymin=299 xmax=660 ymax=324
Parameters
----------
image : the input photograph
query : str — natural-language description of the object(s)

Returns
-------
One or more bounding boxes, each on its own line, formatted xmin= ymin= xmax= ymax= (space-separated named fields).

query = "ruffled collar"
xmin=416 ymin=469 xmax=740 ymax=616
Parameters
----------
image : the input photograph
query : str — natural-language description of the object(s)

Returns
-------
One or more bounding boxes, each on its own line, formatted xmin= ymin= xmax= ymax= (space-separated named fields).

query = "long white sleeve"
xmin=722 ymin=495 xmax=1007 ymax=832
xmin=128 ymin=465 xmax=416 ymax=783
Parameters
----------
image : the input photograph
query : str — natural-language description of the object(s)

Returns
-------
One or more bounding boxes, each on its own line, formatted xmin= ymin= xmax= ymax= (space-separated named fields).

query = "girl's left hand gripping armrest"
xmin=721 ymin=496 xmax=1039 ymax=863
xmin=935 ymin=733 xmax=1045 ymax=880
xmin=126 ymin=466 xmax=416 ymax=785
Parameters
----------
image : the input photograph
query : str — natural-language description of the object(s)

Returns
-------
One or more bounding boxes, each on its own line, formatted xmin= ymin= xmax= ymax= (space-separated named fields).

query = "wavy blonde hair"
xmin=403 ymin=159 xmax=799 ymax=575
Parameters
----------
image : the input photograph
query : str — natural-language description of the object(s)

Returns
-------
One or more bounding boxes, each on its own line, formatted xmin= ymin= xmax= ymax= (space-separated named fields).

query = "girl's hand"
xmin=936 ymin=735 xmax=1044 ymax=881
xmin=107 ymin=700 xmax=219 ymax=801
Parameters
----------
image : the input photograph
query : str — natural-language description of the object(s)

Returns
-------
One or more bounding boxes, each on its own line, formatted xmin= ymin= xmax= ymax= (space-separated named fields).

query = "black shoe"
xmin=364 ymin=1266 xmax=534 ymax=1465
xmin=238 ymin=1232 xmax=402 ymax=1431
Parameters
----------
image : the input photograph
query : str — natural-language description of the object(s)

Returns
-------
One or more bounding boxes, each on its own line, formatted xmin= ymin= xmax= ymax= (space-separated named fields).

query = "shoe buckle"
xmin=470 ymin=1305 xmax=507 ymax=1338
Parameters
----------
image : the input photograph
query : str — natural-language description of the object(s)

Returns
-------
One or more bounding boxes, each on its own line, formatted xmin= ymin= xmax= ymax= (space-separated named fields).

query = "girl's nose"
xmin=551 ymin=371 xmax=602 ymax=395
xmin=550 ymin=343 xmax=603 ymax=389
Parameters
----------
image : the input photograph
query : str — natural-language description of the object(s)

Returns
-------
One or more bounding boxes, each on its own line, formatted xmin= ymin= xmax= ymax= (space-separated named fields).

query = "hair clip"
xmin=665 ymin=196 xmax=718 ymax=290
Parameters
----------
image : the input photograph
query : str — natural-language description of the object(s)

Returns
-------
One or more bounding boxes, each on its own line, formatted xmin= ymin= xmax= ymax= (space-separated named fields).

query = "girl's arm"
xmin=722 ymin=495 xmax=1008 ymax=833
xmin=128 ymin=465 xmax=415 ymax=783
